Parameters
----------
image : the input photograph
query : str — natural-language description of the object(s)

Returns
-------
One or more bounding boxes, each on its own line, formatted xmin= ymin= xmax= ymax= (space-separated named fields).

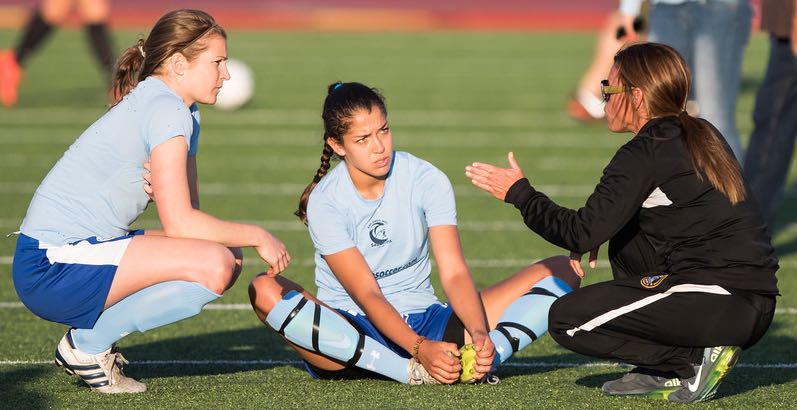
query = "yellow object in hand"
xmin=459 ymin=343 xmax=478 ymax=384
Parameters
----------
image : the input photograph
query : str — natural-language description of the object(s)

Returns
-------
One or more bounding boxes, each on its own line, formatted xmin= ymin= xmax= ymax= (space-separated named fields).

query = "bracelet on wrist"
xmin=412 ymin=336 xmax=427 ymax=359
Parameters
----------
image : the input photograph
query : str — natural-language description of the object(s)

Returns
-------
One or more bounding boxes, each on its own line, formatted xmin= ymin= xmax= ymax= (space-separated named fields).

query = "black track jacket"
xmin=505 ymin=116 xmax=779 ymax=295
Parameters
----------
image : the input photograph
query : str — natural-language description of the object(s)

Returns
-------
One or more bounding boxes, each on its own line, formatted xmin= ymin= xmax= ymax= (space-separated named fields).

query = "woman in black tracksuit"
xmin=465 ymin=42 xmax=778 ymax=404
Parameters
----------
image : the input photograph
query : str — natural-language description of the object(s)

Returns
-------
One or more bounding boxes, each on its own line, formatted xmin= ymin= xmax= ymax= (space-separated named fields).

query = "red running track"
xmin=0 ymin=0 xmax=618 ymax=31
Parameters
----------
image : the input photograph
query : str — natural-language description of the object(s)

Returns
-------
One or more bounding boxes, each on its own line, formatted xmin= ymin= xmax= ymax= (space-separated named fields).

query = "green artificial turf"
xmin=0 ymin=29 xmax=795 ymax=409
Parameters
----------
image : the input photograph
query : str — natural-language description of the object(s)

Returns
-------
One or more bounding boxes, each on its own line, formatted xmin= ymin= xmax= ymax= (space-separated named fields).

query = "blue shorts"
xmin=12 ymin=231 xmax=141 ymax=329
xmin=304 ymin=302 xmax=464 ymax=380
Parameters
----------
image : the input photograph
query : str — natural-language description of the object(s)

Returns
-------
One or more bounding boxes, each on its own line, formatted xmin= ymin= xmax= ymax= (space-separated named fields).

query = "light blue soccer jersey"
xmin=307 ymin=151 xmax=457 ymax=315
xmin=20 ymin=77 xmax=200 ymax=245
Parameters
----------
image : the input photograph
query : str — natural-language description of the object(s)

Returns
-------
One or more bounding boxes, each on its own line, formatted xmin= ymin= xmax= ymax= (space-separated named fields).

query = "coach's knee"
xmin=547 ymin=294 xmax=579 ymax=350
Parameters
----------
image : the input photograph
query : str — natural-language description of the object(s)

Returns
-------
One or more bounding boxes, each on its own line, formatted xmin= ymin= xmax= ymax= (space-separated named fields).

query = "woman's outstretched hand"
xmin=465 ymin=152 xmax=525 ymax=201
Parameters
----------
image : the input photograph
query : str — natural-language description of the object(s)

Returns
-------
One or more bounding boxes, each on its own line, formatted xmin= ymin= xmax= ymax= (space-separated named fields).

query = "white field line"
xmin=0 ymin=130 xmax=618 ymax=149
xmin=2 ymin=253 xmax=794 ymax=269
xmin=0 ymin=182 xmax=599 ymax=197
xmin=1 ymin=301 xmax=796 ymax=316
xmin=4 ymin=219 xmax=797 ymax=235
xmin=213 ymin=305 xmax=797 ymax=315
xmin=4 ymin=219 xmax=797 ymax=239
xmin=4 ymin=181 xmax=796 ymax=200
xmin=0 ymin=358 xmax=796 ymax=369
xmin=0 ymin=153 xmax=609 ymax=172
xmin=2 ymin=255 xmax=797 ymax=270
xmin=4 ymin=256 xmax=797 ymax=269
xmin=0 ymin=257 xmax=548 ymax=267
xmin=0 ymin=108 xmax=578 ymax=129
xmin=0 ymin=220 xmax=563 ymax=233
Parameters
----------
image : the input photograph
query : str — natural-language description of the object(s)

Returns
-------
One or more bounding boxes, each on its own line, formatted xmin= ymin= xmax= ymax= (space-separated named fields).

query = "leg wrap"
xmin=265 ymin=291 xmax=413 ymax=383
xmin=267 ymin=291 xmax=365 ymax=365
xmin=491 ymin=276 xmax=572 ymax=364
xmin=85 ymin=23 xmax=115 ymax=75
xmin=494 ymin=322 xmax=537 ymax=353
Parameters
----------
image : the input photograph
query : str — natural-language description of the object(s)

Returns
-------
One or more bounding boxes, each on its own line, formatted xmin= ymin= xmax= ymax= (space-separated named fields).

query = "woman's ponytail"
xmin=109 ymin=39 xmax=146 ymax=105
xmin=679 ymin=112 xmax=746 ymax=204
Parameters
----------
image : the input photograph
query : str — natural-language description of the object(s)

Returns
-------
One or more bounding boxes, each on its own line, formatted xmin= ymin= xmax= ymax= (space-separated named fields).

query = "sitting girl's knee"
xmin=248 ymin=275 xmax=283 ymax=318
xmin=547 ymin=255 xmax=571 ymax=265
xmin=248 ymin=275 xmax=267 ymax=299
xmin=540 ymin=255 xmax=581 ymax=290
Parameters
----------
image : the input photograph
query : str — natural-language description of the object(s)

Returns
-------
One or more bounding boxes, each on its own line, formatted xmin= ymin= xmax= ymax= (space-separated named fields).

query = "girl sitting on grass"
xmin=248 ymin=81 xmax=580 ymax=384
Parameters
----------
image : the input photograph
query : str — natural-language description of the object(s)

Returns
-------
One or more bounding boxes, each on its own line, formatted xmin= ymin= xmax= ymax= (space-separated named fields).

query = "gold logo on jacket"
xmin=640 ymin=274 xmax=668 ymax=289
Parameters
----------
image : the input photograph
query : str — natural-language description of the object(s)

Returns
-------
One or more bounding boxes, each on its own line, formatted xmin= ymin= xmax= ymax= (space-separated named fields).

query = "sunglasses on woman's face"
xmin=601 ymin=79 xmax=628 ymax=102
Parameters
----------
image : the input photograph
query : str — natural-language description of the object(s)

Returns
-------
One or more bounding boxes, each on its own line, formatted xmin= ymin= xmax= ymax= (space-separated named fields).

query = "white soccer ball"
xmin=215 ymin=58 xmax=254 ymax=110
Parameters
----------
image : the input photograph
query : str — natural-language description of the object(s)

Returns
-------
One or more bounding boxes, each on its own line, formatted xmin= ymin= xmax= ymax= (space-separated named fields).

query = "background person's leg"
xmin=647 ymin=2 xmax=700 ymax=115
xmin=743 ymin=36 xmax=797 ymax=230
xmin=568 ymin=11 xmax=631 ymax=122
xmin=690 ymin=0 xmax=752 ymax=160
xmin=77 ymin=0 xmax=114 ymax=76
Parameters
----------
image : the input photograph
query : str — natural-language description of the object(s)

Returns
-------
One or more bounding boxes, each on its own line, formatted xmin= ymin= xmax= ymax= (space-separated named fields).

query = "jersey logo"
xmin=367 ymin=219 xmax=391 ymax=248
xmin=640 ymin=274 xmax=668 ymax=289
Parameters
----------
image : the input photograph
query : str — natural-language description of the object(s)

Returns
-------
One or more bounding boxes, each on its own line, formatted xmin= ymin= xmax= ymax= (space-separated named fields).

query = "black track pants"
xmin=548 ymin=274 xmax=776 ymax=378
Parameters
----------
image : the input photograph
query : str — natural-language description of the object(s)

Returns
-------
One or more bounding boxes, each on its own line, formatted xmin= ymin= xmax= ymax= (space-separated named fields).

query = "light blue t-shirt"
xmin=307 ymin=151 xmax=457 ymax=315
xmin=20 ymin=77 xmax=200 ymax=245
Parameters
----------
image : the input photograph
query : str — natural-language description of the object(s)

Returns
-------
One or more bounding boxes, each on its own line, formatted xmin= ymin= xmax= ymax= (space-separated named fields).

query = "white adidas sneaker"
xmin=54 ymin=330 xmax=147 ymax=393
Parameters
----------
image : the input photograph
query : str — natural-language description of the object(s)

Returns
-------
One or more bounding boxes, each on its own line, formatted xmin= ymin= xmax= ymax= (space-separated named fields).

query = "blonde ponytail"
xmin=109 ymin=39 xmax=145 ymax=105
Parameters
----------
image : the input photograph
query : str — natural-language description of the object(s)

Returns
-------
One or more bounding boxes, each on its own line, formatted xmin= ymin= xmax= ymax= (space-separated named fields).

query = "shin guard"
xmin=491 ymin=276 xmax=572 ymax=365
xmin=265 ymin=290 xmax=411 ymax=383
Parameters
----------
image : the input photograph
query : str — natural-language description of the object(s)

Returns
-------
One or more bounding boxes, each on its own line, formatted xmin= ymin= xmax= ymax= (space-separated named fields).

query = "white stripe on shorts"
xmin=565 ymin=284 xmax=731 ymax=337
xmin=43 ymin=238 xmax=131 ymax=266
